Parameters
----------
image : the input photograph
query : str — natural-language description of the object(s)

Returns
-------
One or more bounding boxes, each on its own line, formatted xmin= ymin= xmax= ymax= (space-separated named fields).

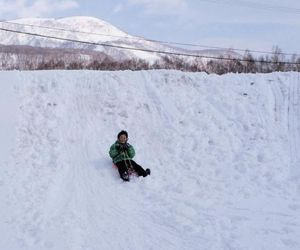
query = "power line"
xmin=0 ymin=20 xmax=298 ymax=57
xmin=0 ymin=26 xmax=299 ymax=65
xmin=199 ymin=0 xmax=300 ymax=14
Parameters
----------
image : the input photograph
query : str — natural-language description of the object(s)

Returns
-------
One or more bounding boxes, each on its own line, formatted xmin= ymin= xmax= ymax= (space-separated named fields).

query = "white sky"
xmin=0 ymin=0 xmax=299 ymax=54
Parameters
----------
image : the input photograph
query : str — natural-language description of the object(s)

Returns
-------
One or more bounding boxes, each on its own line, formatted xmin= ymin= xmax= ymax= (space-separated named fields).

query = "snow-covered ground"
xmin=0 ymin=70 xmax=299 ymax=250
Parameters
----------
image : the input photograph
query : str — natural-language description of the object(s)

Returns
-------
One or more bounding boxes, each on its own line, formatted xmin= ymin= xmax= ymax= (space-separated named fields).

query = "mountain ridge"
xmin=0 ymin=16 xmax=237 ymax=62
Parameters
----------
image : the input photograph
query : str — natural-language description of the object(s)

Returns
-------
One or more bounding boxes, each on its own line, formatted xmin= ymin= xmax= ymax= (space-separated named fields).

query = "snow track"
xmin=287 ymin=74 xmax=300 ymax=178
xmin=0 ymin=70 xmax=300 ymax=250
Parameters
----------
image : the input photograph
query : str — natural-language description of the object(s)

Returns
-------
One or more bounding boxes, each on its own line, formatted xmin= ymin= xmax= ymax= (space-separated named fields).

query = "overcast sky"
xmin=0 ymin=0 xmax=299 ymax=54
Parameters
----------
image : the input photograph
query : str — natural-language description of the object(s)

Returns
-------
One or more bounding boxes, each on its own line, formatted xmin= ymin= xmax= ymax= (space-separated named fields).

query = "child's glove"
xmin=119 ymin=143 xmax=129 ymax=151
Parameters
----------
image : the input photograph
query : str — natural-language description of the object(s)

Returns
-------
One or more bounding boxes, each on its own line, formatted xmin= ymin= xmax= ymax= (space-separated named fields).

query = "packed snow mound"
xmin=0 ymin=70 xmax=300 ymax=250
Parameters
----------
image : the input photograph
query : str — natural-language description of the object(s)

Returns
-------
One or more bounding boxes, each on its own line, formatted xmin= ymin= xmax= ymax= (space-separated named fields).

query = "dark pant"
xmin=115 ymin=160 xmax=147 ymax=178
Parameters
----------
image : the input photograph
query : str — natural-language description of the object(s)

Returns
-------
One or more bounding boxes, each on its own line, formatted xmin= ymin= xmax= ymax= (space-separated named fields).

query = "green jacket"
xmin=109 ymin=141 xmax=135 ymax=163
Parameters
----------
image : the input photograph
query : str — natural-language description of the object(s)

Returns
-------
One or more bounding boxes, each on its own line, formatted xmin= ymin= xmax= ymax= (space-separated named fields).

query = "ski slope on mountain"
xmin=0 ymin=16 xmax=237 ymax=63
xmin=0 ymin=70 xmax=300 ymax=250
xmin=0 ymin=16 xmax=166 ymax=61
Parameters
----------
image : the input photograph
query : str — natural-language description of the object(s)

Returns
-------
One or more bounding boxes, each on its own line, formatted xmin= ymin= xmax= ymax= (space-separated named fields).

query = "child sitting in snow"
xmin=109 ymin=130 xmax=150 ymax=181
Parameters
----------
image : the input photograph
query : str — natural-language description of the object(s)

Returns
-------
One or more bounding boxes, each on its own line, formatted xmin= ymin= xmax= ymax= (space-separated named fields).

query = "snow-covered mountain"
xmin=0 ymin=16 xmax=237 ymax=62
xmin=0 ymin=70 xmax=299 ymax=250
xmin=0 ymin=16 xmax=174 ymax=61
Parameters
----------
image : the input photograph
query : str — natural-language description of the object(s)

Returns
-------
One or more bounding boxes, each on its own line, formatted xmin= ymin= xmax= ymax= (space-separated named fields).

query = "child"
xmin=109 ymin=130 xmax=150 ymax=181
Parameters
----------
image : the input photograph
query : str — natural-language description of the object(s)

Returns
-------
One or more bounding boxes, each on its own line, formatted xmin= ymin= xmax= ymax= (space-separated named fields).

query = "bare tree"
xmin=270 ymin=46 xmax=285 ymax=72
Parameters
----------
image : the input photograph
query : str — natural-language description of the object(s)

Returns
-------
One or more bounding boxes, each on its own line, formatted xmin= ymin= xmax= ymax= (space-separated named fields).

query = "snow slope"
xmin=0 ymin=70 xmax=300 ymax=250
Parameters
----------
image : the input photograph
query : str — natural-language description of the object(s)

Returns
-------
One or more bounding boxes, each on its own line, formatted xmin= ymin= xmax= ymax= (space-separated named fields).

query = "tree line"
xmin=1 ymin=45 xmax=299 ymax=74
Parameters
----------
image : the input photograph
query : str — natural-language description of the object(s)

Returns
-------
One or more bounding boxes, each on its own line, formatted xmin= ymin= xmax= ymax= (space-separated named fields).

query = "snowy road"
xmin=0 ymin=70 xmax=300 ymax=250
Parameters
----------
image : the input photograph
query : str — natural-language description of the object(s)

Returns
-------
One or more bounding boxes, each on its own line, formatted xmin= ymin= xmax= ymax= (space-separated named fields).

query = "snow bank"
xmin=0 ymin=70 xmax=299 ymax=250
